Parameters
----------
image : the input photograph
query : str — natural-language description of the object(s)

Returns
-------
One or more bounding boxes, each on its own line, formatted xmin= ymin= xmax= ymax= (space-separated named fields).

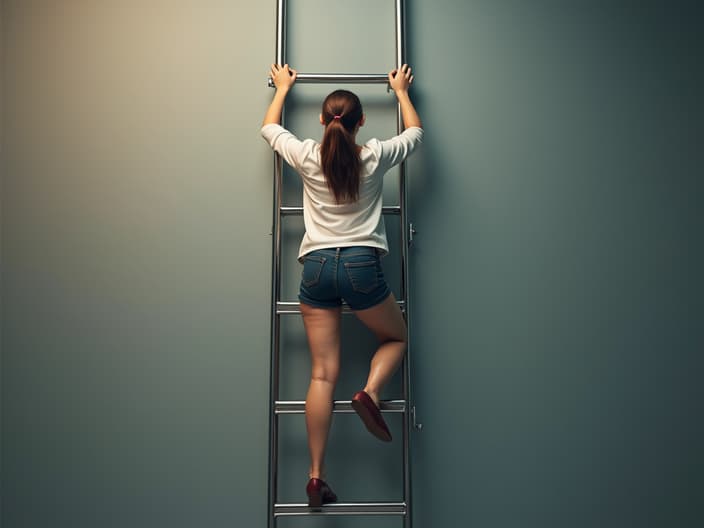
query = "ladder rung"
xmin=281 ymin=205 xmax=401 ymax=216
xmin=269 ymin=73 xmax=389 ymax=87
xmin=275 ymin=399 xmax=406 ymax=415
xmin=274 ymin=502 xmax=407 ymax=516
xmin=276 ymin=300 xmax=405 ymax=315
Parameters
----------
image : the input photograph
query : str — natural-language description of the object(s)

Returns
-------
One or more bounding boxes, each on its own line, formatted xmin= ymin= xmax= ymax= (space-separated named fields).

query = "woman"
xmin=261 ymin=63 xmax=423 ymax=507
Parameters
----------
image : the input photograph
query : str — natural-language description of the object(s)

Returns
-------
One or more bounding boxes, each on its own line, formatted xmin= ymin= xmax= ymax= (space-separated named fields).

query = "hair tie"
xmin=333 ymin=115 xmax=342 ymax=120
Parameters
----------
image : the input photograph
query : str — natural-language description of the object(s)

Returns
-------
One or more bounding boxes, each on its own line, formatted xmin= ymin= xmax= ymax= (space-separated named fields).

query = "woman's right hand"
xmin=387 ymin=64 xmax=422 ymax=129
xmin=270 ymin=63 xmax=297 ymax=92
xmin=388 ymin=64 xmax=414 ymax=93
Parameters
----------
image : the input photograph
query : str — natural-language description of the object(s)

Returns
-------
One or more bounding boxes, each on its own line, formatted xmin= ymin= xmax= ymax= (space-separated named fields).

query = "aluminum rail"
xmin=275 ymin=399 xmax=406 ymax=414
xmin=393 ymin=3 xmax=416 ymax=528
xmin=268 ymin=73 xmax=389 ymax=88
xmin=275 ymin=502 xmax=407 ymax=516
xmin=280 ymin=205 xmax=401 ymax=216
xmin=268 ymin=2 xmax=413 ymax=528
xmin=268 ymin=3 xmax=286 ymax=528
xmin=276 ymin=300 xmax=405 ymax=315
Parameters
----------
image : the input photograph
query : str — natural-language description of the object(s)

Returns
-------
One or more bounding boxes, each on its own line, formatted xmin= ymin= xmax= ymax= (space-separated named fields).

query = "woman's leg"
xmin=300 ymin=302 xmax=342 ymax=479
xmin=353 ymin=293 xmax=407 ymax=406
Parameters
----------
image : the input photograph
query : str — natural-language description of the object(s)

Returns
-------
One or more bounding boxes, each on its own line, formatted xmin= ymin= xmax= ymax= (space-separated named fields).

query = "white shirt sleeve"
xmin=261 ymin=123 xmax=308 ymax=170
xmin=378 ymin=126 xmax=424 ymax=168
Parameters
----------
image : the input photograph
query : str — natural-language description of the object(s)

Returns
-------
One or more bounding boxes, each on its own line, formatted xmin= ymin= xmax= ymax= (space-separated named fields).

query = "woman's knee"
xmin=390 ymin=336 xmax=408 ymax=357
xmin=311 ymin=363 xmax=340 ymax=384
xmin=380 ymin=334 xmax=407 ymax=349
xmin=369 ymin=321 xmax=407 ymax=348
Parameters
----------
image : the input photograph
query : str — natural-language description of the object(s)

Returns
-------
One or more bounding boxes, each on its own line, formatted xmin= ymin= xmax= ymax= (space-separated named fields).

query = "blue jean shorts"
xmin=298 ymin=246 xmax=391 ymax=311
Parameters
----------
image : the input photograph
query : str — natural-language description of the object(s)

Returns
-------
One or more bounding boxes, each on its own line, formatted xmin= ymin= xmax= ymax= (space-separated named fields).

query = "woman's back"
xmin=261 ymin=123 xmax=423 ymax=259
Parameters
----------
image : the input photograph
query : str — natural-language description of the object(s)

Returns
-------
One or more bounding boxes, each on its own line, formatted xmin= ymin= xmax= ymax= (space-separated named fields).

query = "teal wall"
xmin=407 ymin=1 xmax=702 ymax=527
xmin=1 ymin=2 xmax=274 ymax=526
xmin=2 ymin=1 xmax=702 ymax=528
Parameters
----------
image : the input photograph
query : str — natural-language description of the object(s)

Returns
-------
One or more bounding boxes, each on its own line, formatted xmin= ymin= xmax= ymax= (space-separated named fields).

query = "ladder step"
xmin=269 ymin=73 xmax=389 ymax=88
xmin=275 ymin=399 xmax=406 ymax=415
xmin=274 ymin=502 xmax=407 ymax=516
xmin=277 ymin=300 xmax=405 ymax=315
xmin=281 ymin=205 xmax=401 ymax=216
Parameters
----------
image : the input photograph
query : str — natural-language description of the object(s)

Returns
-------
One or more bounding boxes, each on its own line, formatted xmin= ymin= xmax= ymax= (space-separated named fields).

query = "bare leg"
xmin=300 ymin=302 xmax=342 ymax=479
xmin=353 ymin=293 xmax=407 ymax=406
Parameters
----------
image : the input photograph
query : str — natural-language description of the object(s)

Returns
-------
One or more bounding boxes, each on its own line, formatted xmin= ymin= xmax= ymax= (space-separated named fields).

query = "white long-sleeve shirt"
xmin=261 ymin=123 xmax=423 ymax=260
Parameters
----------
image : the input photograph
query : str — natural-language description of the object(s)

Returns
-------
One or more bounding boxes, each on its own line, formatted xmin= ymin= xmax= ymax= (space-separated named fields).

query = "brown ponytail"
xmin=320 ymin=90 xmax=363 ymax=204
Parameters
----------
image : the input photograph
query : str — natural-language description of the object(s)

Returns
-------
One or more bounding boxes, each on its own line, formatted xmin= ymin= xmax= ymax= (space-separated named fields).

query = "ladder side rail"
xmin=268 ymin=2 xmax=414 ymax=526
xmin=269 ymin=3 xmax=286 ymax=528
xmin=394 ymin=2 xmax=414 ymax=528
xmin=276 ymin=0 xmax=286 ymax=65
xmin=267 ymin=151 xmax=283 ymax=528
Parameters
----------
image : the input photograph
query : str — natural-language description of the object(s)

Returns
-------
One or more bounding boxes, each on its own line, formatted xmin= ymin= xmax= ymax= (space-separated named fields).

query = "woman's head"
xmin=320 ymin=89 xmax=364 ymax=130
xmin=319 ymin=90 xmax=365 ymax=204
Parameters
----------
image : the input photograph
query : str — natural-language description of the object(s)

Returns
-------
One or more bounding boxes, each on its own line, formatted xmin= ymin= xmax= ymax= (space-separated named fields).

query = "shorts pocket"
xmin=302 ymin=255 xmax=326 ymax=288
xmin=344 ymin=259 xmax=379 ymax=294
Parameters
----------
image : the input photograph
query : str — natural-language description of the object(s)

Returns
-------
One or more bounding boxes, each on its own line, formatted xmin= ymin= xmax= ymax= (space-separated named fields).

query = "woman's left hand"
xmin=270 ymin=64 xmax=297 ymax=91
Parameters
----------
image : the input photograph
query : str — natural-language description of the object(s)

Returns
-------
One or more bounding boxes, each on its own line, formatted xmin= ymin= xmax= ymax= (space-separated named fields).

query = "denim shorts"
xmin=298 ymin=246 xmax=391 ymax=311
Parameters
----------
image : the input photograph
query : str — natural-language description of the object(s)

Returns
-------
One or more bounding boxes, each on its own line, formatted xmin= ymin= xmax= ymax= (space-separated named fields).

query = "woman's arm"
xmin=388 ymin=64 xmax=422 ymax=129
xmin=262 ymin=64 xmax=297 ymax=126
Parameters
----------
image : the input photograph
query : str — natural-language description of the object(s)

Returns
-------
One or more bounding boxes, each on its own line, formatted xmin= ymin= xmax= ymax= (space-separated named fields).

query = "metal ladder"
xmin=267 ymin=1 xmax=420 ymax=526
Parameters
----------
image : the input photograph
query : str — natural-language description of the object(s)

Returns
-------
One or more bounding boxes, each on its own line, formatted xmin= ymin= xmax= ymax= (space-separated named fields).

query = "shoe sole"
xmin=307 ymin=491 xmax=336 ymax=508
xmin=307 ymin=493 xmax=323 ymax=508
xmin=351 ymin=397 xmax=392 ymax=442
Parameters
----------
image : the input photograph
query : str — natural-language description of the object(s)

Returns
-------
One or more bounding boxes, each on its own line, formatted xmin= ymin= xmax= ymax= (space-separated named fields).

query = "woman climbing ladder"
xmin=262 ymin=62 xmax=423 ymax=507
